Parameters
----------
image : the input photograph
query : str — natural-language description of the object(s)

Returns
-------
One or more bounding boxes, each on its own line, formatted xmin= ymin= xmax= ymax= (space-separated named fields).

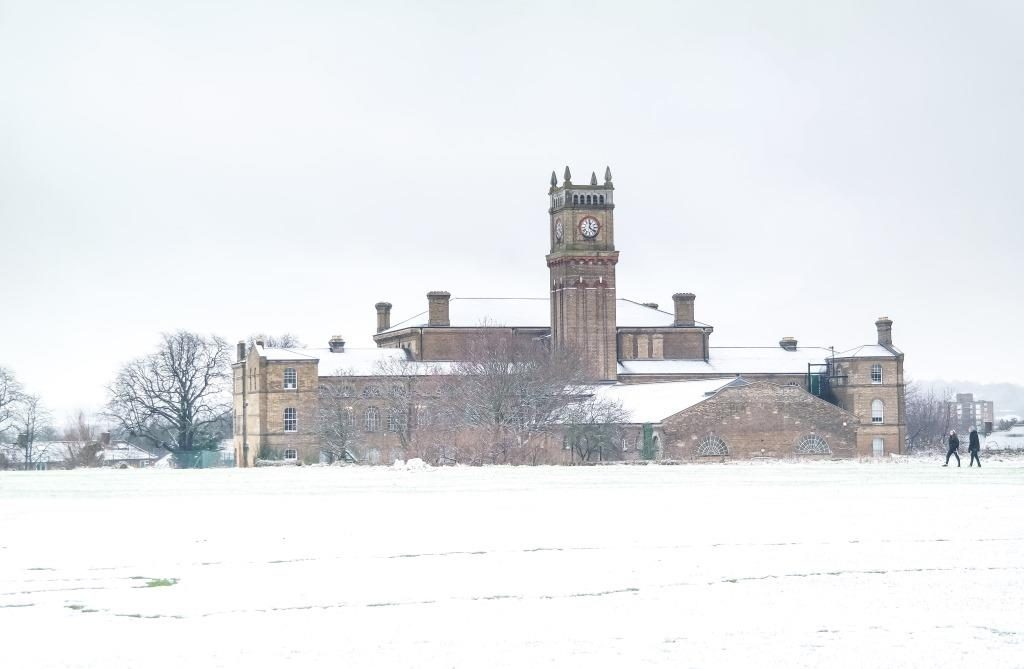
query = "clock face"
xmin=554 ymin=218 xmax=563 ymax=242
xmin=579 ymin=216 xmax=600 ymax=239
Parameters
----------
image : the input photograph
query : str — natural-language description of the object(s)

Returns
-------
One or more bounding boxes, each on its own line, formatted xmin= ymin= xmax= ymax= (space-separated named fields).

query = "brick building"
xmin=233 ymin=167 xmax=906 ymax=465
xmin=945 ymin=393 xmax=995 ymax=434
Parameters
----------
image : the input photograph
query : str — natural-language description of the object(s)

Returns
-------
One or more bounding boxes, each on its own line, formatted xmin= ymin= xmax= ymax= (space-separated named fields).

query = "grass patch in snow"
xmin=128 ymin=576 xmax=179 ymax=588
xmin=65 ymin=604 xmax=98 ymax=613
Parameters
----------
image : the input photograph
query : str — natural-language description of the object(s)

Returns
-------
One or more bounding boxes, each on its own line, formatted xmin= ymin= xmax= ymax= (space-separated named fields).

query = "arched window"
xmin=365 ymin=407 xmax=380 ymax=432
xmin=871 ymin=364 xmax=882 ymax=384
xmin=573 ymin=194 xmax=579 ymax=204
xmin=697 ymin=435 xmax=728 ymax=456
xmin=283 ymin=407 xmax=297 ymax=432
xmin=343 ymin=407 xmax=355 ymax=427
xmin=871 ymin=399 xmax=884 ymax=424
xmin=339 ymin=384 xmax=355 ymax=398
xmin=795 ymin=434 xmax=830 ymax=454
xmin=386 ymin=410 xmax=404 ymax=432
xmin=390 ymin=384 xmax=405 ymax=399
xmin=361 ymin=384 xmax=383 ymax=398
xmin=599 ymin=194 xmax=605 ymax=204
xmin=283 ymin=367 xmax=297 ymax=389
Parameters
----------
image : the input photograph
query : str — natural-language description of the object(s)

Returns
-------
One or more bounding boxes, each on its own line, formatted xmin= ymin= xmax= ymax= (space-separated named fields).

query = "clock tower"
xmin=546 ymin=166 xmax=619 ymax=382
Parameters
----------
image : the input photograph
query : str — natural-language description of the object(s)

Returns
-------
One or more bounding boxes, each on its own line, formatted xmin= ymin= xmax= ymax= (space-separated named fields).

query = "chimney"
xmin=641 ymin=302 xmax=659 ymax=310
xmin=779 ymin=337 xmax=798 ymax=351
xmin=328 ymin=335 xmax=346 ymax=353
xmin=672 ymin=293 xmax=695 ymax=327
xmin=100 ymin=431 xmax=111 ymax=447
xmin=375 ymin=302 xmax=393 ymax=333
xmin=236 ymin=341 xmax=246 ymax=362
xmin=875 ymin=316 xmax=893 ymax=347
xmin=255 ymin=339 xmax=265 ymax=348
xmin=427 ymin=291 xmax=451 ymax=327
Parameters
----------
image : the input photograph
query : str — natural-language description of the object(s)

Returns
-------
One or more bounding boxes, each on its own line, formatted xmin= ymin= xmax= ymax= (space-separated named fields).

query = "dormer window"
xmin=283 ymin=367 xmax=297 ymax=389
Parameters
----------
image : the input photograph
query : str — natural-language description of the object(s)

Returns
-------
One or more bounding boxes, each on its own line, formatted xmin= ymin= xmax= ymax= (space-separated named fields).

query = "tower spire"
xmin=604 ymin=166 xmax=613 ymax=186
xmin=550 ymin=170 xmax=558 ymax=188
xmin=590 ymin=171 xmax=598 ymax=186
xmin=563 ymin=165 xmax=572 ymax=185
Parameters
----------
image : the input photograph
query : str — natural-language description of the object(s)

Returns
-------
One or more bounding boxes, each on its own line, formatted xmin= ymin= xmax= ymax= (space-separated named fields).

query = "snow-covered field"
xmin=2 ymin=460 xmax=1022 ymax=668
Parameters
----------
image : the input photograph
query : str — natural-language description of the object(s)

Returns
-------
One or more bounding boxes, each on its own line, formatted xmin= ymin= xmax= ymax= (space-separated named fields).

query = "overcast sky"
xmin=1 ymin=0 xmax=1022 ymax=418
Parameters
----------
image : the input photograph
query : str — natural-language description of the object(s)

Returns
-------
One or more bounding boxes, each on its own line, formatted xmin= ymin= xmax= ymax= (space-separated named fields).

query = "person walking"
xmin=944 ymin=430 xmax=960 ymax=467
xmin=968 ymin=427 xmax=982 ymax=467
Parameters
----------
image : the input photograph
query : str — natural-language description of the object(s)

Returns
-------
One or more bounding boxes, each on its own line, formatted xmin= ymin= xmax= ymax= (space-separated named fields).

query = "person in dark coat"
xmin=944 ymin=430 xmax=960 ymax=467
xmin=968 ymin=427 xmax=982 ymax=467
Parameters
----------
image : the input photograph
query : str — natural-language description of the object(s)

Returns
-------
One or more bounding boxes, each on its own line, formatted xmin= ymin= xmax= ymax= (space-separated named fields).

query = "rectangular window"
xmin=284 ymin=407 xmax=297 ymax=432
xmin=283 ymin=367 xmax=297 ymax=389
xmin=283 ymin=448 xmax=297 ymax=460
xmin=870 ymin=364 xmax=882 ymax=384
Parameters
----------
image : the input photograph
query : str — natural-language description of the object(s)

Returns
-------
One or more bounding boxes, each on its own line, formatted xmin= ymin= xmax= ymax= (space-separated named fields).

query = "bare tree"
xmin=59 ymin=411 xmax=104 ymax=468
xmin=442 ymin=335 xmax=587 ymax=465
xmin=905 ymin=380 xmax=953 ymax=452
xmin=0 ymin=366 xmax=22 ymax=436
xmin=14 ymin=394 xmax=52 ymax=469
xmin=563 ymin=394 xmax=630 ymax=464
xmin=106 ymin=331 xmax=232 ymax=455
xmin=316 ymin=379 xmax=360 ymax=463
xmin=372 ymin=357 xmax=447 ymax=459
xmin=247 ymin=333 xmax=305 ymax=348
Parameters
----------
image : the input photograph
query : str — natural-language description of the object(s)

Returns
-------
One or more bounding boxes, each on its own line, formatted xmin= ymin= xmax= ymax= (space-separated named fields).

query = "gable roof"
xmin=380 ymin=297 xmax=711 ymax=334
xmin=587 ymin=377 xmax=740 ymax=423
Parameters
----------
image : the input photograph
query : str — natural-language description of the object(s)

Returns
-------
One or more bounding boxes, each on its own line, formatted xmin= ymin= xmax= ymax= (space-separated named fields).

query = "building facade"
xmin=233 ymin=167 xmax=907 ymax=466
xmin=945 ymin=393 xmax=995 ymax=435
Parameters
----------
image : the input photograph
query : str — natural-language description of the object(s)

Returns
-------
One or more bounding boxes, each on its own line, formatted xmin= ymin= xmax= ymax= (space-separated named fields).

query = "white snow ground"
xmin=1 ymin=461 xmax=1022 ymax=668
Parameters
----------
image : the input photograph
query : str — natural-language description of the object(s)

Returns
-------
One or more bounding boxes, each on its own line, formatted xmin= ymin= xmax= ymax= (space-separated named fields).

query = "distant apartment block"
xmin=946 ymin=393 xmax=995 ymax=434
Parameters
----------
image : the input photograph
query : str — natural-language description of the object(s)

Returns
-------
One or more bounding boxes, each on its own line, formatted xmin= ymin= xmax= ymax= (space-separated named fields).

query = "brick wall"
xmin=660 ymin=382 xmax=859 ymax=460
xmin=829 ymin=355 xmax=905 ymax=455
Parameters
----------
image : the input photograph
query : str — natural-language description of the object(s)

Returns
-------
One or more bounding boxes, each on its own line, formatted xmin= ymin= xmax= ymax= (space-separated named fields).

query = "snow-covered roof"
xmin=586 ymin=378 xmax=739 ymax=423
xmin=834 ymin=344 xmax=901 ymax=358
xmin=618 ymin=347 xmax=834 ymax=376
xmin=380 ymin=297 xmax=711 ymax=334
xmin=256 ymin=346 xmax=454 ymax=376
xmin=102 ymin=443 xmax=158 ymax=462
xmin=0 ymin=441 xmax=156 ymax=464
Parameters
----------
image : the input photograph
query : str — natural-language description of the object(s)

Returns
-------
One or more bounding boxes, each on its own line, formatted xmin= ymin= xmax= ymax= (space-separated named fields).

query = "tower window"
xmin=283 ymin=367 xmax=297 ymax=389
xmin=284 ymin=407 xmax=297 ymax=432
xmin=573 ymin=194 xmax=579 ymax=204
xmin=870 ymin=364 xmax=882 ymax=384
xmin=871 ymin=399 xmax=884 ymax=424
xmin=599 ymin=194 xmax=605 ymax=204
